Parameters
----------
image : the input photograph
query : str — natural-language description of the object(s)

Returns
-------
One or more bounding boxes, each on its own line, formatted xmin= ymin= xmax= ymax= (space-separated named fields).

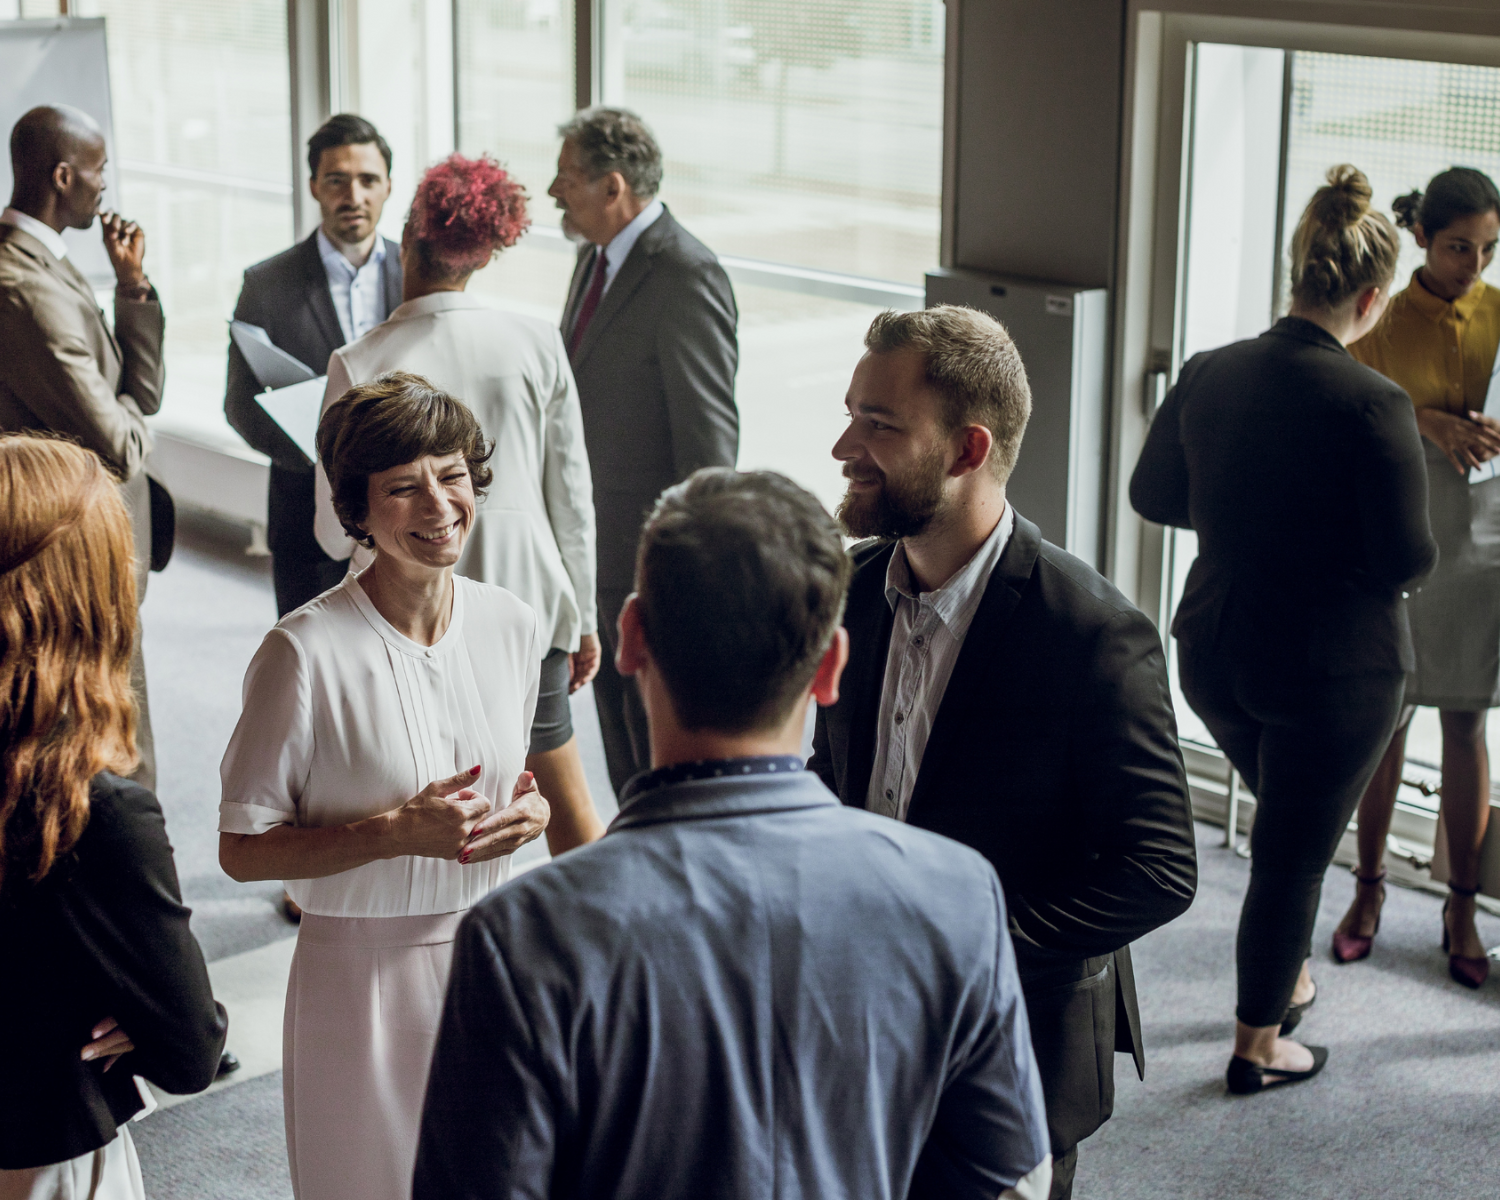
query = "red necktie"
xmin=568 ymin=248 xmax=607 ymax=354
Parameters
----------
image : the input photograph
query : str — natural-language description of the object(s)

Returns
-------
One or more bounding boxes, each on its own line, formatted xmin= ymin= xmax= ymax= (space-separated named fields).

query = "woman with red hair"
xmin=314 ymin=154 xmax=604 ymax=855
xmin=0 ymin=435 xmax=225 ymax=1198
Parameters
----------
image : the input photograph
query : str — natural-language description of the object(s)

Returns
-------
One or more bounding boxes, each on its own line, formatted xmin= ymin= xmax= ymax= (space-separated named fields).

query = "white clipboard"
xmin=254 ymin=377 xmax=325 ymax=467
xmin=231 ymin=320 xmax=318 ymax=390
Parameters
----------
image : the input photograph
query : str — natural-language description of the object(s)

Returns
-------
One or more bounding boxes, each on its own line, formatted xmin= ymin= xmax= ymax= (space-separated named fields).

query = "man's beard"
xmin=559 ymin=211 xmax=587 ymax=243
xmin=835 ymin=447 xmax=948 ymax=540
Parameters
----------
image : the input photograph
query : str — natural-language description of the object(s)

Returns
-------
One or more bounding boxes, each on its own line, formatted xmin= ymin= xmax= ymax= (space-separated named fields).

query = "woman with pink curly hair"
xmin=315 ymin=154 xmax=605 ymax=866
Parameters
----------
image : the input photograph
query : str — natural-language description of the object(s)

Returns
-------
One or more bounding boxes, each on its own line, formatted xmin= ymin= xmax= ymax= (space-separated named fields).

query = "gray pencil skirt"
xmin=1406 ymin=440 xmax=1500 ymax=711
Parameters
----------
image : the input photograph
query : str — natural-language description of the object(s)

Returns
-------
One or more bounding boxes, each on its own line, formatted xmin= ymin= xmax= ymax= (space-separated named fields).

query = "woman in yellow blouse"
xmin=1335 ymin=168 xmax=1500 ymax=988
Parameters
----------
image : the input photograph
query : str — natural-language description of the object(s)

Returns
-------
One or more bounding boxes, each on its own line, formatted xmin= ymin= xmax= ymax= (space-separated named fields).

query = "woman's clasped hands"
xmin=1418 ymin=407 xmax=1500 ymax=474
xmin=387 ymin=766 xmax=550 ymax=865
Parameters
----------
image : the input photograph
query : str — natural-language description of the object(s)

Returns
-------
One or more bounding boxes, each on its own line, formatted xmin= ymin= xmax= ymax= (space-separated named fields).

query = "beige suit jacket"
xmin=0 ymin=223 xmax=165 ymax=582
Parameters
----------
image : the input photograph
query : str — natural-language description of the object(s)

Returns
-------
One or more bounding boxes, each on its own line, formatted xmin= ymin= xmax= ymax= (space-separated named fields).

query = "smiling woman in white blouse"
xmin=218 ymin=371 xmax=550 ymax=1200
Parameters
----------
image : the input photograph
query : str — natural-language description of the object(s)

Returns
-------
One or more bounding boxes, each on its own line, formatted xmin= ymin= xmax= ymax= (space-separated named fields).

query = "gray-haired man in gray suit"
xmin=549 ymin=107 xmax=739 ymax=795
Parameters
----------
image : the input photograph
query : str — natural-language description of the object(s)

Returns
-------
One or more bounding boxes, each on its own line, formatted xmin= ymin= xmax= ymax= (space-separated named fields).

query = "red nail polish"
xmin=469 ymin=765 xmax=481 ymax=776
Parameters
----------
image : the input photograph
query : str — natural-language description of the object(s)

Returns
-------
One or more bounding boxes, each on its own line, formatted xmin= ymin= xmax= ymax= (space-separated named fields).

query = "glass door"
xmin=1166 ymin=41 xmax=1500 ymax=776
xmin=1163 ymin=41 xmax=1287 ymax=750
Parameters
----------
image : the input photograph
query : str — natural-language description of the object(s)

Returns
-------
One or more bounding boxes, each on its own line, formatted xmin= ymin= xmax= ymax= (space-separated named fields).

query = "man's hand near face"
xmin=101 ymin=211 xmax=149 ymax=297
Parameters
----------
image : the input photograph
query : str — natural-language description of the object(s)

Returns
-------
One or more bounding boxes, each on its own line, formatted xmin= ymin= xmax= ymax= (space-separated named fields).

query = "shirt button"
xmin=913 ymin=635 xmax=924 ymax=646
xmin=894 ymin=712 xmax=905 ymax=724
xmin=885 ymin=788 xmax=894 ymax=800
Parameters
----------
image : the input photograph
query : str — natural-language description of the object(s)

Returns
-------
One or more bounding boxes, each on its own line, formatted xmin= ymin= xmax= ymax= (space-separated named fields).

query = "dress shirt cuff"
xmin=115 ymin=279 xmax=155 ymax=303
xmin=1001 ymin=1154 xmax=1052 ymax=1200
xmin=218 ymin=800 xmax=295 ymax=836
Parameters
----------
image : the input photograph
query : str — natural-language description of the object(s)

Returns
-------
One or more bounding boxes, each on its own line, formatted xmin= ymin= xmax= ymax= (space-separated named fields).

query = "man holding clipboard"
xmin=224 ymin=114 xmax=401 ymax=616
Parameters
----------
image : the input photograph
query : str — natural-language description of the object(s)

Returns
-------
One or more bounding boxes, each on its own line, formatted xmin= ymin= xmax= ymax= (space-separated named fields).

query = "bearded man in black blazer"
xmin=224 ymin=114 xmax=402 ymax=617
xmin=810 ymin=305 xmax=1198 ymax=1200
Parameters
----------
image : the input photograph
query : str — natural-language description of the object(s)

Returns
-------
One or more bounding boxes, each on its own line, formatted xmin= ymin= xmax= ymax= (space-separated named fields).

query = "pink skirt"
xmin=283 ymin=911 xmax=464 ymax=1200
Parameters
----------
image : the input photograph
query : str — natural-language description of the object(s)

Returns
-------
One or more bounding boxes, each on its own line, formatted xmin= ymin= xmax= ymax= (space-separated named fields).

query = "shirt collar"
xmin=620 ymin=755 xmax=805 ymax=804
xmin=884 ymin=503 xmax=1015 ymax=639
xmin=316 ymin=227 xmax=385 ymax=279
xmin=387 ymin=291 xmax=486 ymax=321
xmin=610 ymin=765 xmax=837 ymax=833
xmin=1403 ymin=267 xmax=1487 ymax=322
xmin=600 ymin=197 xmax=664 ymax=270
xmin=1 ymin=207 xmax=69 ymax=260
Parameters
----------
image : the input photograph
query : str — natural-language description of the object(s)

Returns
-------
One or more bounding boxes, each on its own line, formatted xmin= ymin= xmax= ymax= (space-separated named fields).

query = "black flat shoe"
xmin=1226 ymin=1045 xmax=1328 ymax=1095
xmin=216 ymin=1050 xmax=241 ymax=1079
xmin=1279 ymin=985 xmax=1316 ymax=1035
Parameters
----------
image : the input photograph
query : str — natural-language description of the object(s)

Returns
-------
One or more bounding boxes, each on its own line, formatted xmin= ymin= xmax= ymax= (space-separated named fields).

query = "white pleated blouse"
xmin=218 ymin=572 xmax=543 ymax=918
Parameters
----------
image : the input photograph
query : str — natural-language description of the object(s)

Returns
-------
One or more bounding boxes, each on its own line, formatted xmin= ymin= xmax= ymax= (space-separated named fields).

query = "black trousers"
xmin=594 ymin=588 xmax=651 ymax=796
xmin=268 ymin=463 xmax=348 ymax=618
xmin=1179 ymin=641 xmax=1404 ymax=1027
xmin=1048 ymin=1146 xmax=1077 ymax=1200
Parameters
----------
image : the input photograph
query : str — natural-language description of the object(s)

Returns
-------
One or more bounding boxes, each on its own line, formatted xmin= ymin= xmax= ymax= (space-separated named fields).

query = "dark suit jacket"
xmin=224 ymin=231 xmax=401 ymax=556
xmin=563 ymin=207 xmax=738 ymax=591
xmin=0 ymin=773 xmax=226 ymax=1169
xmin=1130 ymin=317 xmax=1438 ymax=675
xmin=414 ymin=771 xmax=1050 ymax=1200
xmin=810 ymin=516 xmax=1198 ymax=1153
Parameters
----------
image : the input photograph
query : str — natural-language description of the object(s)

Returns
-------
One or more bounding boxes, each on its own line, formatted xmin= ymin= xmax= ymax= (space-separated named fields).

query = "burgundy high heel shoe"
xmin=1332 ymin=869 xmax=1386 ymax=963
xmin=1442 ymin=883 xmax=1490 ymax=989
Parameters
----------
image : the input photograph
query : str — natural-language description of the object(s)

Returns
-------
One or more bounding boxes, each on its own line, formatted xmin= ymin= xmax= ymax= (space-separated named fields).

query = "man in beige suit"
xmin=0 ymin=105 xmax=164 ymax=789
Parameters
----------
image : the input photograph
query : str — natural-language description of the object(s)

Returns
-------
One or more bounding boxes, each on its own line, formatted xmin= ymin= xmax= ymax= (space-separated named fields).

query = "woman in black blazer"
xmin=1131 ymin=166 xmax=1437 ymax=1094
xmin=0 ymin=435 xmax=226 ymax=1195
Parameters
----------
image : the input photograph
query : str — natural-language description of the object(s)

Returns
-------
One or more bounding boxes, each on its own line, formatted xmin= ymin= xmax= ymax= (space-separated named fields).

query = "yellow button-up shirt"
xmin=1350 ymin=270 xmax=1500 ymax=414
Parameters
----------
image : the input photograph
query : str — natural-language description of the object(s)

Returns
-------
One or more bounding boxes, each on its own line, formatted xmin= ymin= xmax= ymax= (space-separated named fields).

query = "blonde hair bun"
xmin=1313 ymin=164 xmax=1374 ymax=229
xmin=1289 ymin=163 xmax=1399 ymax=310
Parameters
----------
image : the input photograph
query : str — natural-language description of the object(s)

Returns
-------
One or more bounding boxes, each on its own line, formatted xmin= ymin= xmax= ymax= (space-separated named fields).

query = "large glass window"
xmin=75 ymin=0 xmax=295 ymax=443
xmin=454 ymin=0 xmax=582 ymax=330
xmin=613 ymin=0 xmax=944 ymax=281
xmin=454 ymin=0 xmax=942 ymax=511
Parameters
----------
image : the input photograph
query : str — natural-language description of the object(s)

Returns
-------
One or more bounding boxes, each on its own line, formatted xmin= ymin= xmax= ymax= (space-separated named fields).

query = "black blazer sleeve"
xmin=64 ymin=777 xmax=227 ymax=1095
xmin=1128 ymin=373 xmax=1193 ymax=529
xmin=1352 ymin=385 xmax=1438 ymax=590
xmin=658 ymin=259 xmax=739 ymax=479
xmin=1009 ymin=607 xmax=1198 ymax=959
xmin=224 ymin=275 xmax=304 ymax=468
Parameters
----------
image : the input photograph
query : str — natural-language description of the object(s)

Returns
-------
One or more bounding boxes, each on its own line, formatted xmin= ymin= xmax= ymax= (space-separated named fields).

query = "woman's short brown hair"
xmin=316 ymin=371 xmax=494 ymax=548
xmin=0 ymin=435 xmax=139 ymax=885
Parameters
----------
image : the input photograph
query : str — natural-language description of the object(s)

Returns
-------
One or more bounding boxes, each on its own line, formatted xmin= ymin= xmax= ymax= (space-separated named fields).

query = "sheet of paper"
xmin=254 ymin=376 xmax=325 ymax=467
xmin=1469 ymin=351 xmax=1500 ymax=485
xmin=231 ymin=320 xmax=318 ymax=390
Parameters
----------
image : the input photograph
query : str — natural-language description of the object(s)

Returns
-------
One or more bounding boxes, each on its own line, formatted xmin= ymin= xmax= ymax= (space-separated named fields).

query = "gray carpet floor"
xmin=133 ymin=514 xmax=1500 ymax=1199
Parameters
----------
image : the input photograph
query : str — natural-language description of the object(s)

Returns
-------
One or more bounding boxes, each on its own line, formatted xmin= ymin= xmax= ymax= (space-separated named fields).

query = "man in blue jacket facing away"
xmin=413 ymin=467 xmax=1052 ymax=1200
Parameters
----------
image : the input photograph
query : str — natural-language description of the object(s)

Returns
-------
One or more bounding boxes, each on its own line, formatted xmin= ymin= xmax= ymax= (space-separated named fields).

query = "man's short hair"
xmin=557 ymin=107 xmax=662 ymax=200
xmin=634 ymin=469 xmax=851 ymax=734
xmin=865 ymin=306 xmax=1033 ymax=481
xmin=316 ymin=371 xmax=492 ymax=548
xmin=308 ymin=113 xmax=392 ymax=178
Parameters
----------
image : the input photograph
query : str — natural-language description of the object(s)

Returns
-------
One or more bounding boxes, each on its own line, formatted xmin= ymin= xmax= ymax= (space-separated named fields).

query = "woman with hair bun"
xmin=1131 ymin=166 xmax=1437 ymax=1093
xmin=1334 ymin=167 xmax=1500 ymax=987
xmin=314 ymin=153 xmax=605 ymax=857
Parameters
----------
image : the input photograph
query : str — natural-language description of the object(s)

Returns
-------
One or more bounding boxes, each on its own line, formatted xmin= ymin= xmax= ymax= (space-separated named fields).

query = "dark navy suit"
xmin=414 ymin=766 xmax=1050 ymax=1200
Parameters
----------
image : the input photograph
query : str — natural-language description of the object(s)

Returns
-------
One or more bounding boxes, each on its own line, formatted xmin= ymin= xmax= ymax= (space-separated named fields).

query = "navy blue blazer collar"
xmin=609 ymin=769 xmax=838 ymax=833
